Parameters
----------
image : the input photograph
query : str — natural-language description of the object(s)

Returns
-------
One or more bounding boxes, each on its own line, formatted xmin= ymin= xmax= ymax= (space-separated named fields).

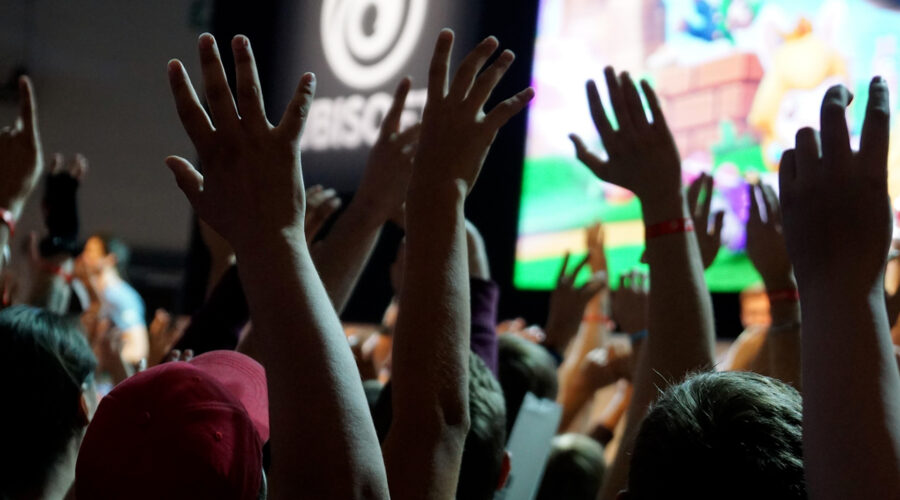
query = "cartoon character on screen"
xmin=748 ymin=15 xmax=848 ymax=169
xmin=680 ymin=0 xmax=759 ymax=43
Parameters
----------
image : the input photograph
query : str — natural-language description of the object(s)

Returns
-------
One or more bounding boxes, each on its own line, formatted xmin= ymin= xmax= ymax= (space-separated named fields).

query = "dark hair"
xmin=497 ymin=334 xmax=558 ymax=435
xmin=93 ymin=232 xmax=131 ymax=278
xmin=0 ymin=306 xmax=97 ymax=497
xmin=372 ymin=352 xmax=507 ymax=500
xmin=536 ymin=433 xmax=606 ymax=500
xmin=628 ymin=371 xmax=805 ymax=499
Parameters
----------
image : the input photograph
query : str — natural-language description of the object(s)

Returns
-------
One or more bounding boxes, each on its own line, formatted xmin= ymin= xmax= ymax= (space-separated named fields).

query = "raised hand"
xmin=0 ymin=76 xmax=43 ymax=217
xmin=611 ymin=270 xmax=649 ymax=334
xmin=147 ymin=309 xmax=189 ymax=367
xmin=545 ymin=252 xmax=608 ymax=351
xmin=687 ymin=173 xmax=724 ymax=269
xmin=165 ymin=34 xmax=315 ymax=254
xmin=570 ymin=67 xmax=683 ymax=223
xmin=304 ymin=185 xmax=342 ymax=243
xmin=746 ymin=182 xmax=794 ymax=290
xmin=585 ymin=222 xmax=608 ymax=273
xmin=411 ymin=30 xmax=534 ymax=195
xmin=355 ymin=77 xmax=420 ymax=218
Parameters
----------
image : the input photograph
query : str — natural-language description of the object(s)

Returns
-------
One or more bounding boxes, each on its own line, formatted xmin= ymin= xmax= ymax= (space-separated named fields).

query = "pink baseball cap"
xmin=75 ymin=351 xmax=268 ymax=499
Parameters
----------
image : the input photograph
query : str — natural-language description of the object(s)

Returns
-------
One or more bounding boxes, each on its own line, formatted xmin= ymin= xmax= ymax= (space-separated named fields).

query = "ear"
xmin=495 ymin=450 xmax=512 ymax=491
xmin=616 ymin=490 xmax=631 ymax=499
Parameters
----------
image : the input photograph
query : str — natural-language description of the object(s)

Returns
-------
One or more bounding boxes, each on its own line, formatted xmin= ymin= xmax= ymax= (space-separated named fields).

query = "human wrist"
xmin=640 ymin=194 xmax=687 ymax=227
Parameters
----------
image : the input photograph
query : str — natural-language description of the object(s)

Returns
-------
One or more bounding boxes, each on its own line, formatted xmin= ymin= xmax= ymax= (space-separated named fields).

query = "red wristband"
xmin=767 ymin=289 xmax=799 ymax=303
xmin=0 ymin=208 xmax=15 ymax=238
xmin=645 ymin=217 xmax=694 ymax=240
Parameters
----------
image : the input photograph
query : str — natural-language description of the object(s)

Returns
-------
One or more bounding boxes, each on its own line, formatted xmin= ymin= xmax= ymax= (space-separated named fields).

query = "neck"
xmin=34 ymin=433 xmax=81 ymax=500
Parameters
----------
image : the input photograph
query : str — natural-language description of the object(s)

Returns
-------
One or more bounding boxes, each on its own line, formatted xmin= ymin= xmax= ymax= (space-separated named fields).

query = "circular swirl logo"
xmin=321 ymin=0 xmax=428 ymax=90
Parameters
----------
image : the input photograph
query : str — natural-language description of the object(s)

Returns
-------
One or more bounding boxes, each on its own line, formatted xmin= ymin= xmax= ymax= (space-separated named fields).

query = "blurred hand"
xmin=687 ymin=173 xmax=724 ymax=269
xmin=580 ymin=340 xmax=634 ymax=390
xmin=304 ymin=185 xmax=342 ymax=243
xmin=410 ymin=30 xmax=533 ymax=196
xmin=147 ymin=309 xmax=190 ymax=366
xmin=165 ymin=34 xmax=315 ymax=254
xmin=585 ymin=222 xmax=608 ymax=273
xmin=746 ymin=182 xmax=795 ymax=291
xmin=165 ymin=348 xmax=195 ymax=363
xmin=0 ymin=77 xmax=43 ymax=216
xmin=354 ymin=78 xmax=420 ymax=219
xmin=48 ymin=152 xmax=88 ymax=180
xmin=780 ymin=81 xmax=891 ymax=295
xmin=612 ymin=270 xmax=649 ymax=334
xmin=545 ymin=252 xmax=608 ymax=350
xmin=570 ymin=68 xmax=683 ymax=222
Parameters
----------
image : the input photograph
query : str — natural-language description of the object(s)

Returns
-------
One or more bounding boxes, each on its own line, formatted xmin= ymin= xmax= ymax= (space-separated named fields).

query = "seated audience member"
xmin=536 ymin=433 xmax=607 ymax=500
xmin=626 ymin=371 xmax=804 ymax=499
xmin=0 ymin=305 xmax=98 ymax=499
xmin=77 ymin=233 xmax=148 ymax=364
xmin=497 ymin=333 xmax=559 ymax=435
xmin=75 ymin=350 xmax=268 ymax=499
xmin=373 ymin=353 xmax=510 ymax=500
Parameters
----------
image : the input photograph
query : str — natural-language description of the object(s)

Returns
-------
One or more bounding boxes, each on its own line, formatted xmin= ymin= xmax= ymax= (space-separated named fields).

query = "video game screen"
xmin=514 ymin=0 xmax=900 ymax=291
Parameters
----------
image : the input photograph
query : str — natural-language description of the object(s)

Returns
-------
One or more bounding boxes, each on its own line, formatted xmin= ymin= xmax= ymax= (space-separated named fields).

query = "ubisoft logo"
xmin=321 ymin=0 xmax=428 ymax=90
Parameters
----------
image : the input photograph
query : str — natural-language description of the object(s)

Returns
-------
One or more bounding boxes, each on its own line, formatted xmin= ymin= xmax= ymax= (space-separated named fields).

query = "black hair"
xmin=372 ymin=352 xmax=507 ymax=500
xmin=628 ymin=371 xmax=806 ymax=499
xmin=536 ymin=433 xmax=606 ymax=500
xmin=497 ymin=333 xmax=558 ymax=436
xmin=0 ymin=306 xmax=97 ymax=497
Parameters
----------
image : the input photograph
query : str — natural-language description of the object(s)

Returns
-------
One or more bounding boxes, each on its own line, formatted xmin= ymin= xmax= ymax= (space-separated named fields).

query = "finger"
xmin=50 ymin=153 xmax=64 ymax=174
xmin=618 ymin=273 xmax=627 ymax=291
xmin=231 ymin=35 xmax=268 ymax=128
xmin=711 ymin=210 xmax=724 ymax=242
xmin=379 ymin=77 xmax=412 ymax=140
xmin=183 ymin=349 xmax=194 ymax=362
xmin=860 ymin=76 xmax=891 ymax=174
xmin=306 ymin=184 xmax=323 ymax=196
xmin=467 ymin=49 xmax=515 ymax=111
xmin=794 ymin=127 xmax=821 ymax=178
xmin=557 ymin=252 xmax=571 ymax=285
xmin=197 ymin=34 xmax=239 ymax=126
xmin=819 ymin=85 xmax=852 ymax=169
xmin=166 ymin=350 xmax=181 ymax=363
xmin=779 ymin=149 xmax=797 ymax=185
xmin=484 ymin=86 xmax=534 ymax=132
xmin=18 ymin=76 xmax=39 ymax=148
xmin=427 ymin=29 xmax=454 ymax=100
xmin=605 ymin=67 xmax=634 ymax=136
xmin=395 ymin=122 xmax=422 ymax=147
xmin=71 ymin=153 xmax=88 ymax=180
xmin=582 ymin=271 xmax=608 ymax=296
xmin=586 ymin=80 xmax=616 ymax=148
xmin=447 ymin=36 xmax=499 ymax=102
xmin=687 ymin=174 xmax=704 ymax=217
xmin=277 ymin=72 xmax=316 ymax=140
xmin=760 ymin=183 xmax=781 ymax=224
xmin=640 ymin=79 xmax=669 ymax=132
xmin=621 ymin=72 xmax=650 ymax=134
xmin=700 ymin=174 xmax=714 ymax=220
xmin=570 ymin=133 xmax=610 ymax=181
xmin=167 ymin=59 xmax=214 ymax=146
xmin=748 ymin=183 xmax=762 ymax=226
xmin=165 ymin=156 xmax=204 ymax=208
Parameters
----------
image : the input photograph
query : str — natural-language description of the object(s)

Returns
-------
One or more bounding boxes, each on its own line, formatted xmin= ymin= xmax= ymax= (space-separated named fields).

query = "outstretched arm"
xmin=0 ymin=76 xmax=44 ymax=273
xmin=780 ymin=80 xmax=900 ymax=499
xmin=311 ymin=79 xmax=419 ymax=313
xmin=570 ymin=68 xmax=715 ymax=499
xmin=382 ymin=30 xmax=533 ymax=499
xmin=165 ymin=34 xmax=387 ymax=499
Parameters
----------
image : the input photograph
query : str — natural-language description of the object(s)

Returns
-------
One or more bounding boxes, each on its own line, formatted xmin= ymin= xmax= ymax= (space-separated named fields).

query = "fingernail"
xmin=873 ymin=75 xmax=885 ymax=84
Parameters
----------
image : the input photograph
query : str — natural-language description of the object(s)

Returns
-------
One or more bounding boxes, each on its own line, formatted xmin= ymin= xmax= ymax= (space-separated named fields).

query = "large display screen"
xmin=515 ymin=0 xmax=900 ymax=291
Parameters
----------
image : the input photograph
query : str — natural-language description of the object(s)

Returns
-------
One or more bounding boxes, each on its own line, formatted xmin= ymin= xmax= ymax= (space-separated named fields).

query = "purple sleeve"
xmin=174 ymin=265 xmax=249 ymax=355
xmin=470 ymin=277 xmax=500 ymax=375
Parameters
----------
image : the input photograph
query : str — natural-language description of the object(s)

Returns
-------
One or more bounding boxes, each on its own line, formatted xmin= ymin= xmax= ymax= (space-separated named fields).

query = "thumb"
xmin=165 ymin=156 xmax=203 ymax=208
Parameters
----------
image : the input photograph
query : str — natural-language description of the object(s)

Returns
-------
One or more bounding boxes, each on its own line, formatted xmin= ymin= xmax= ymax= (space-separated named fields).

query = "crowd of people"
xmin=0 ymin=26 xmax=898 ymax=499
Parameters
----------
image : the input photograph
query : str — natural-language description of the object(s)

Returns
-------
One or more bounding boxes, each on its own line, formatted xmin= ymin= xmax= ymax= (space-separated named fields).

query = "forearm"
xmin=765 ymin=299 xmax=801 ymax=388
xmin=386 ymin=183 xmax=470 ymax=497
xmin=237 ymin=235 xmax=388 ymax=499
xmin=801 ymin=287 xmax=900 ymax=499
xmin=311 ymin=197 xmax=384 ymax=314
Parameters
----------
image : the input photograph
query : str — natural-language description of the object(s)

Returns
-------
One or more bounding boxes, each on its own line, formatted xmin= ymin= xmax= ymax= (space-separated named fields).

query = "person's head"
xmin=624 ymin=371 xmax=805 ymax=499
xmin=497 ymin=333 xmax=559 ymax=435
xmin=536 ymin=433 xmax=606 ymax=500
xmin=80 ymin=232 xmax=130 ymax=278
xmin=372 ymin=352 xmax=509 ymax=500
xmin=0 ymin=305 xmax=97 ymax=498
xmin=75 ymin=350 xmax=269 ymax=500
